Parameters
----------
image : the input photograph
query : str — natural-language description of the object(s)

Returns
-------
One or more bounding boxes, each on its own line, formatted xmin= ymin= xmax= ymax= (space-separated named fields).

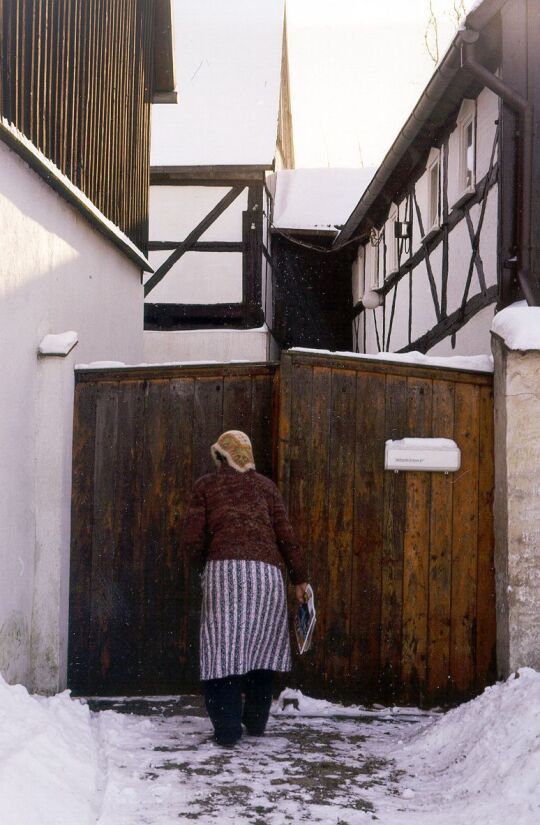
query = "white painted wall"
xmin=0 ymin=139 xmax=143 ymax=693
xmin=143 ymin=329 xmax=269 ymax=363
xmin=353 ymin=86 xmax=499 ymax=358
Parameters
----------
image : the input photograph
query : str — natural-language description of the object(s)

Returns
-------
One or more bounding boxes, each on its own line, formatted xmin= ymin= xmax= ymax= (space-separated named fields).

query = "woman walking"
xmin=181 ymin=430 xmax=308 ymax=746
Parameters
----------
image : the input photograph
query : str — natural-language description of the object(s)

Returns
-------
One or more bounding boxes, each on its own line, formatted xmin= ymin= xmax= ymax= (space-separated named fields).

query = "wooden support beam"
xmin=147 ymin=241 xmax=244 ymax=253
xmin=144 ymin=301 xmax=264 ymax=330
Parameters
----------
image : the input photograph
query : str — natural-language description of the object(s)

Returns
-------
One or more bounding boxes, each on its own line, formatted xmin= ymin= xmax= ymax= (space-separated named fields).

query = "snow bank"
xmin=400 ymin=668 xmax=540 ymax=822
xmin=491 ymin=301 xmax=540 ymax=351
xmin=0 ymin=674 xmax=99 ymax=825
xmin=273 ymin=687 xmax=431 ymax=720
xmin=290 ymin=347 xmax=494 ymax=373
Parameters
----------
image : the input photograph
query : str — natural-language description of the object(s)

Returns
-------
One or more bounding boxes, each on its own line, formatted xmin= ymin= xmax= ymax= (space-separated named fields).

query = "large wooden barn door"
xmin=68 ymin=363 xmax=277 ymax=696
xmin=278 ymin=350 xmax=496 ymax=706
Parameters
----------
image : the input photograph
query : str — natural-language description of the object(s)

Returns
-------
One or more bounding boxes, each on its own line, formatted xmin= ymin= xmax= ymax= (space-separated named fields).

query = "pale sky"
xmin=286 ymin=0 xmax=478 ymax=169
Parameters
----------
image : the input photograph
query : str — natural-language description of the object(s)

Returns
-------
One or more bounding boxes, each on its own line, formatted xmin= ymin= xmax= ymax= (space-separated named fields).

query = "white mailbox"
xmin=385 ymin=438 xmax=461 ymax=472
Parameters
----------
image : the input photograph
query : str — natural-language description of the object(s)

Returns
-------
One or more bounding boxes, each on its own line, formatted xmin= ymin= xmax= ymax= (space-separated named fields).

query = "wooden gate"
xmin=278 ymin=350 xmax=495 ymax=706
xmin=69 ymin=362 xmax=277 ymax=695
xmin=69 ymin=352 xmax=495 ymax=704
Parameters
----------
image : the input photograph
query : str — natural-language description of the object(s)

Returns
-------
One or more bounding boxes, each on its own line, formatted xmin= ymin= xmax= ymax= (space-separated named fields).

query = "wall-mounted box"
xmin=385 ymin=438 xmax=461 ymax=472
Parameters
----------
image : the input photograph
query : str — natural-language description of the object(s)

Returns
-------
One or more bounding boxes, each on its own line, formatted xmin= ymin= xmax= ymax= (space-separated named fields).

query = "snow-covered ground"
xmin=1 ymin=670 xmax=539 ymax=825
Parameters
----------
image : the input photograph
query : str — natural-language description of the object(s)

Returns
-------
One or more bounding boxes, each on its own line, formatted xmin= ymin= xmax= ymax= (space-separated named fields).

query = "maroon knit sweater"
xmin=181 ymin=465 xmax=308 ymax=585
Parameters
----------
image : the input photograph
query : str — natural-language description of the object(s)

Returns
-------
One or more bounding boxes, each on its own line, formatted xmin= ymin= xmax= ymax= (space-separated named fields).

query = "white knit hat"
xmin=211 ymin=430 xmax=256 ymax=473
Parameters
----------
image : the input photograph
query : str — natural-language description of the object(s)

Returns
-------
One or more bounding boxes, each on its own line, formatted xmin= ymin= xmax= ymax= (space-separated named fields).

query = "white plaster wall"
xmin=476 ymin=87 xmax=500 ymax=180
xmin=427 ymin=303 xmax=496 ymax=356
xmin=385 ymin=275 xmax=411 ymax=352
xmin=143 ymin=329 xmax=269 ymax=363
xmin=0 ymin=140 xmax=143 ymax=692
xmin=147 ymin=185 xmax=248 ymax=304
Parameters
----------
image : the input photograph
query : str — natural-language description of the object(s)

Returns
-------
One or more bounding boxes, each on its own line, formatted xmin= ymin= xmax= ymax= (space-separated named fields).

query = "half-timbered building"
xmin=0 ymin=0 xmax=175 ymax=693
xmin=336 ymin=0 xmax=540 ymax=357
xmin=145 ymin=0 xmax=294 ymax=364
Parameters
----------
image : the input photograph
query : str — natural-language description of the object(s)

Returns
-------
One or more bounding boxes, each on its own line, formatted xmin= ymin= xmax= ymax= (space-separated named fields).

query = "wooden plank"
xmin=450 ymin=383 xmax=480 ymax=696
xmin=475 ymin=384 xmax=496 ymax=690
xmin=380 ymin=375 xmax=407 ymax=702
xmin=143 ymin=302 xmax=259 ymax=331
xmin=287 ymin=362 xmax=314 ymax=687
xmin=250 ymin=373 xmax=274 ymax=478
xmin=223 ymin=374 xmax=253 ymax=435
xmin=350 ymin=371 xmax=386 ymax=699
xmin=147 ymin=241 xmax=245 ymax=253
xmin=165 ymin=377 xmax=197 ymax=690
xmin=139 ymin=379 xmax=171 ymax=690
xmin=88 ymin=382 xmax=119 ymax=694
xmin=68 ymin=381 xmax=97 ymax=694
xmin=150 ymin=165 xmax=270 ymax=183
xmin=110 ymin=379 xmax=145 ymax=691
xmin=401 ymin=378 xmax=432 ymax=704
xmin=325 ymin=368 xmax=357 ymax=695
xmin=186 ymin=375 xmax=225 ymax=681
xmin=306 ymin=366 xmax=332 ymax=696
xmin=427 ymin=380 xmax=455 ymax=703
xmin=192 ymin=376 xmax=225 ymax=479
xmin=277 ymin=352 xmax=293 ymax=507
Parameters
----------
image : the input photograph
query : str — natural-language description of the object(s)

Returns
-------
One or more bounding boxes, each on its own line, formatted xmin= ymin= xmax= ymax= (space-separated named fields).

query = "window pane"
xmin=466 ymin=122 xmax=474 ymax=187
xmin=429 ymin=162 xmax=439 ymax=228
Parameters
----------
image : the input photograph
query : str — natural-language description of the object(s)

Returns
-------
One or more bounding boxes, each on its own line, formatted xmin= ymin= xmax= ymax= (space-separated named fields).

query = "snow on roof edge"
xmin=0 ymin=118 xmax=152 ymax=273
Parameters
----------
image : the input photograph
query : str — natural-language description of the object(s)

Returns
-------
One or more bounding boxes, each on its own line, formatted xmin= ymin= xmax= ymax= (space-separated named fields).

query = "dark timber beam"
xmin=147 ymin=241 xmax=244 ymax=253
xmin=150 ymin=165 xmax=271 ymax=185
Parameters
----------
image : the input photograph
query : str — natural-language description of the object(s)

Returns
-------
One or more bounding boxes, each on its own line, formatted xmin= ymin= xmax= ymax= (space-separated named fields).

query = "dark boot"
xmin=203 ymin=676 xmax=243 ymax=746
xmin=241 ymin=670 xmax=275 ymax=736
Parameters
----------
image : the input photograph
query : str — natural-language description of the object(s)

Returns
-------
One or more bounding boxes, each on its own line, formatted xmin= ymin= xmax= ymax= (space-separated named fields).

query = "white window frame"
xmin=426 ymin=149 xmax=441 ymax=235
xmin=385 ymin=203 xmax=399 ymax=276
xmin=457 ymin=99 xmax=476 ymax=201
xmin=352 ymin=245 xmax=365 ymax=304
xmin=366 ymin=238 xmax=380 ymax=290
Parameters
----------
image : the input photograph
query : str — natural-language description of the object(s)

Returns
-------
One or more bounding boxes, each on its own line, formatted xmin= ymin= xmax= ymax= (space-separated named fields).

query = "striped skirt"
xmin=200 ymin=559 xmax=292 ymax=681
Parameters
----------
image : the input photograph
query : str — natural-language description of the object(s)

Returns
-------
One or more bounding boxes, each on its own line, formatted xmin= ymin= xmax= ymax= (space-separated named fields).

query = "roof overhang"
xmin=153 ymin=0 xmax=177 ymax=104
xmin=334 ymin=0 xmax=503 ymax=248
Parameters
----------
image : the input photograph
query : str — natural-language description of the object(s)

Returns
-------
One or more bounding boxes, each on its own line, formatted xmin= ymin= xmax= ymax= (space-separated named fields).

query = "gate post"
xmin=492 ymin=334 xmax=540 ymax=676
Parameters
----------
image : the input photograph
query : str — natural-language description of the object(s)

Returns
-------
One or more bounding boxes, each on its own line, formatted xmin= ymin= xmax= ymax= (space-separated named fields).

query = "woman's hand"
xmin=295 ymin=583 xmax=309 ymax=604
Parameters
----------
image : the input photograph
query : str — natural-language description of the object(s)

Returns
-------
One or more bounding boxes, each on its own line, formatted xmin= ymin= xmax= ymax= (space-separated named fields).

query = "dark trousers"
xmin=203 ymin=669 xmax=275 ymax=746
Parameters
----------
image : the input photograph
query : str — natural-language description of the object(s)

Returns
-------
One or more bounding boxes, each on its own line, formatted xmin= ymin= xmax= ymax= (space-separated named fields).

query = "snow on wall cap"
xmin=385 ymin=438 xmax=458 ymax=450
xmin=491 ymin=301 xmax=540 ymax=351
xmin=38 ymin=331 xmax=78 ymax=357
xmin=289 ymin=348 xmax=494 ymax=373
xmin=75 ymin=360 xmax=126 ymax=369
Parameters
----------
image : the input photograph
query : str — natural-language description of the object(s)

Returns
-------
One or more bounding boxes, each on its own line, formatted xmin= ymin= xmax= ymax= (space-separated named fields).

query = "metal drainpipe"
xmin=461 ymin=33 xmax=539 ymax=306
